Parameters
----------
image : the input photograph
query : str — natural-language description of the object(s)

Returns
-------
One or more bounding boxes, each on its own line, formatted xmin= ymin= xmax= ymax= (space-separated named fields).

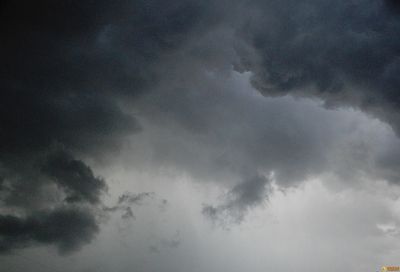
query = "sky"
xmin=1 ymin=0 xmax=400 ymax=271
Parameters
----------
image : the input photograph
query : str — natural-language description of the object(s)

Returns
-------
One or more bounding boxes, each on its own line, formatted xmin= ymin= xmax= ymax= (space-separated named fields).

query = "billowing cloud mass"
xmin=0 ymin=208 xmax=98 ymax=254
xmin=0 ymin=0 xmax=217 ymax=253
xmin=1 ymin=0 xmax=400 ymax=271
xmin=237 ymin=0 xmax=400 ymax=133
xmin=42 ymin=150 xmax=107 ymax=204
xmin=0 ymin=148 xmax=105 ymax=253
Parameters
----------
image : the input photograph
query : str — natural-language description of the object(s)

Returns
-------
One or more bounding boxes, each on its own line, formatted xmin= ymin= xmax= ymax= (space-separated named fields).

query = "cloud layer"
xmin=0 ymin=0 xmax=213 ymax=253
xmin=1 ymin=0 xmax=400 ymax=258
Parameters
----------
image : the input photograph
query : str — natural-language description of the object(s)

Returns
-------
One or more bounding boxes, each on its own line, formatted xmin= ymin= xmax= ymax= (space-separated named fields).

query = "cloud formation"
xmin=103 ymin=191 xmax=168 ymax=221
xmin=236 ymin=0 xmax=400 ymax=134
xmin=0 ymin=149 xmax=105 ymax=253
xmin=203 ymin=174 xmax=272 ymax=224
xmin=0 ymin=0 xmax=215 ymax=254
xmin=0 ymin=207 xmax=98 ymax=254
xmin=2 ymin=0 xmax=400 ymax=257
xmin=42 ymin=150 xmax=107 ymax=204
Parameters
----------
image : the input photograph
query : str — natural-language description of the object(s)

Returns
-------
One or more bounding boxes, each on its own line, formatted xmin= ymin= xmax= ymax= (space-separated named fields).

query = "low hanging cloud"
xmin=203 ymin=174 xmax=272 ymax=225
xmin=42 ymin=150 xmax=107 ymax=204
xmin=0 ymin=0 xmax=217 ymax=254
xmin=0 ymin=207 xmax=98 ymax=254
xmin=236 ymin=0 xmax=400 ymax=134
xmin=124 ymin=0 xmax=400 ymax=191
xmin=0 ymin=149 xmax=106 ymax=254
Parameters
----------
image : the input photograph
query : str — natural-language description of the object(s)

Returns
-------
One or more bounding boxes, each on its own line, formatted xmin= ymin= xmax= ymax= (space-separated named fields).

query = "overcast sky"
xmin=1 ymin=0 xmax=400 ymax=271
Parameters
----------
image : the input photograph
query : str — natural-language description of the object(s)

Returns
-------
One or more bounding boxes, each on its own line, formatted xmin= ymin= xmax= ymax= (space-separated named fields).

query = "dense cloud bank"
xmin=0 ymin=148 xmax=106 ymax=253
xmin=237 ymin=0 xmax=400 ymax=133
xmin=0 ymin=0 xmax=216 ymax=253
xmin=1 ymin=0 xmax=400 ymax=254
xmin=0 ymin=208 xmax=98 ymax=254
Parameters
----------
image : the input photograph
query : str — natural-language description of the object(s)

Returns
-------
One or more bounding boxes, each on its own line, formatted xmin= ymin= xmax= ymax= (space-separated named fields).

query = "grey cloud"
xmin=118 ymin=192 xmax=155 ymax=205
xmin=0 ymin=149 xmax=106 ymax=209
xmin=105 ymin=192 xmax=166 ymax=220
xmin=3 ymin=0 xmax=400 ymax=257
xmin=130 ymin=74 xmax=365 ymax=188
xmin=0 ymin=149 xmax=105 ymax=254
xmin=150 ymin=231 xmax=181 ymax=254
xmin=0 ymin=207 xmax=98 ymax=254
xmin=149 ymin=245 xmax=161 ymax=254
xmin=0 ymin=0 xmax=216 ymax=158
xmin=121 ymin=0 xmax=400 ymax=191
xmin=203 ymin=174 xmax=272 ymax=224
xmin=236 ymin=0 xmax=400 ymax=134
xmin=121 ymin=207 xmax=135 ymax=219
xmin=42 ymin=150 xmax=107 ymax=204
xmin=161 ymin=238 xmax=181 ymax=249
xmin=0 ymin=0 xmax=217 ymax=254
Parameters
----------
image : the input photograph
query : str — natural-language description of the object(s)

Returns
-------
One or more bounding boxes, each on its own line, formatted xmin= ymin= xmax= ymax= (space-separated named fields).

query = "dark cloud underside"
xmin=0 ymin=0 xmax=217 ymax=254
xmin=0 ymin=208 xmax=98 ymax=254
xmin=237 ymin=0 xmax=400 ymax=133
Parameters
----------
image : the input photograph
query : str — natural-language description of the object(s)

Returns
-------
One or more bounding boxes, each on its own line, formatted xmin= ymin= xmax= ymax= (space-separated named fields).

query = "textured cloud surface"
xmin=237 ymin=0 xmax=400 ymax=133
xmin=203 ymin=174 xmax=272 ymax=224
xmin=1 ymin=0 xmax=400 ymax=271
xmin=0 ymin=0 xmax=215 ymax=253
xmin=0 ymin=208 xmax=98 ymax=254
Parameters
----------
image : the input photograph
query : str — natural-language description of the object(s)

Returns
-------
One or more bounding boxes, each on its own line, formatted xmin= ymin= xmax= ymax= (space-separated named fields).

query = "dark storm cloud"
xmin=203 ymin=174 xmax=272 ymax=224
xmin=42 ymin=150 xmax=107 ymax=204
xmin=0 ymin=149 xmax=105 ymax=254
xmin=0 ymin=0 xmax=215 ymax=156
xmin=236 ymin=0 xmax=400 ymax=133
xmin=0 ymin=149 xmax=106 ymax=208
xmin=129 ymin=0 xmax=400 ymax=191
xmin=0 ymin=207 xmax=98 ymax=254
xmin=0 ymin=0 xmax=218 ymax=254
xmin=2 ymin=0 xmax=400 ymax=255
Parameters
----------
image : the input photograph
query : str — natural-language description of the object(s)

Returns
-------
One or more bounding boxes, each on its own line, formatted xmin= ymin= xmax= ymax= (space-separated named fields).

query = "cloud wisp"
xmin=203 ymin=174 xmax=272 ymax=225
